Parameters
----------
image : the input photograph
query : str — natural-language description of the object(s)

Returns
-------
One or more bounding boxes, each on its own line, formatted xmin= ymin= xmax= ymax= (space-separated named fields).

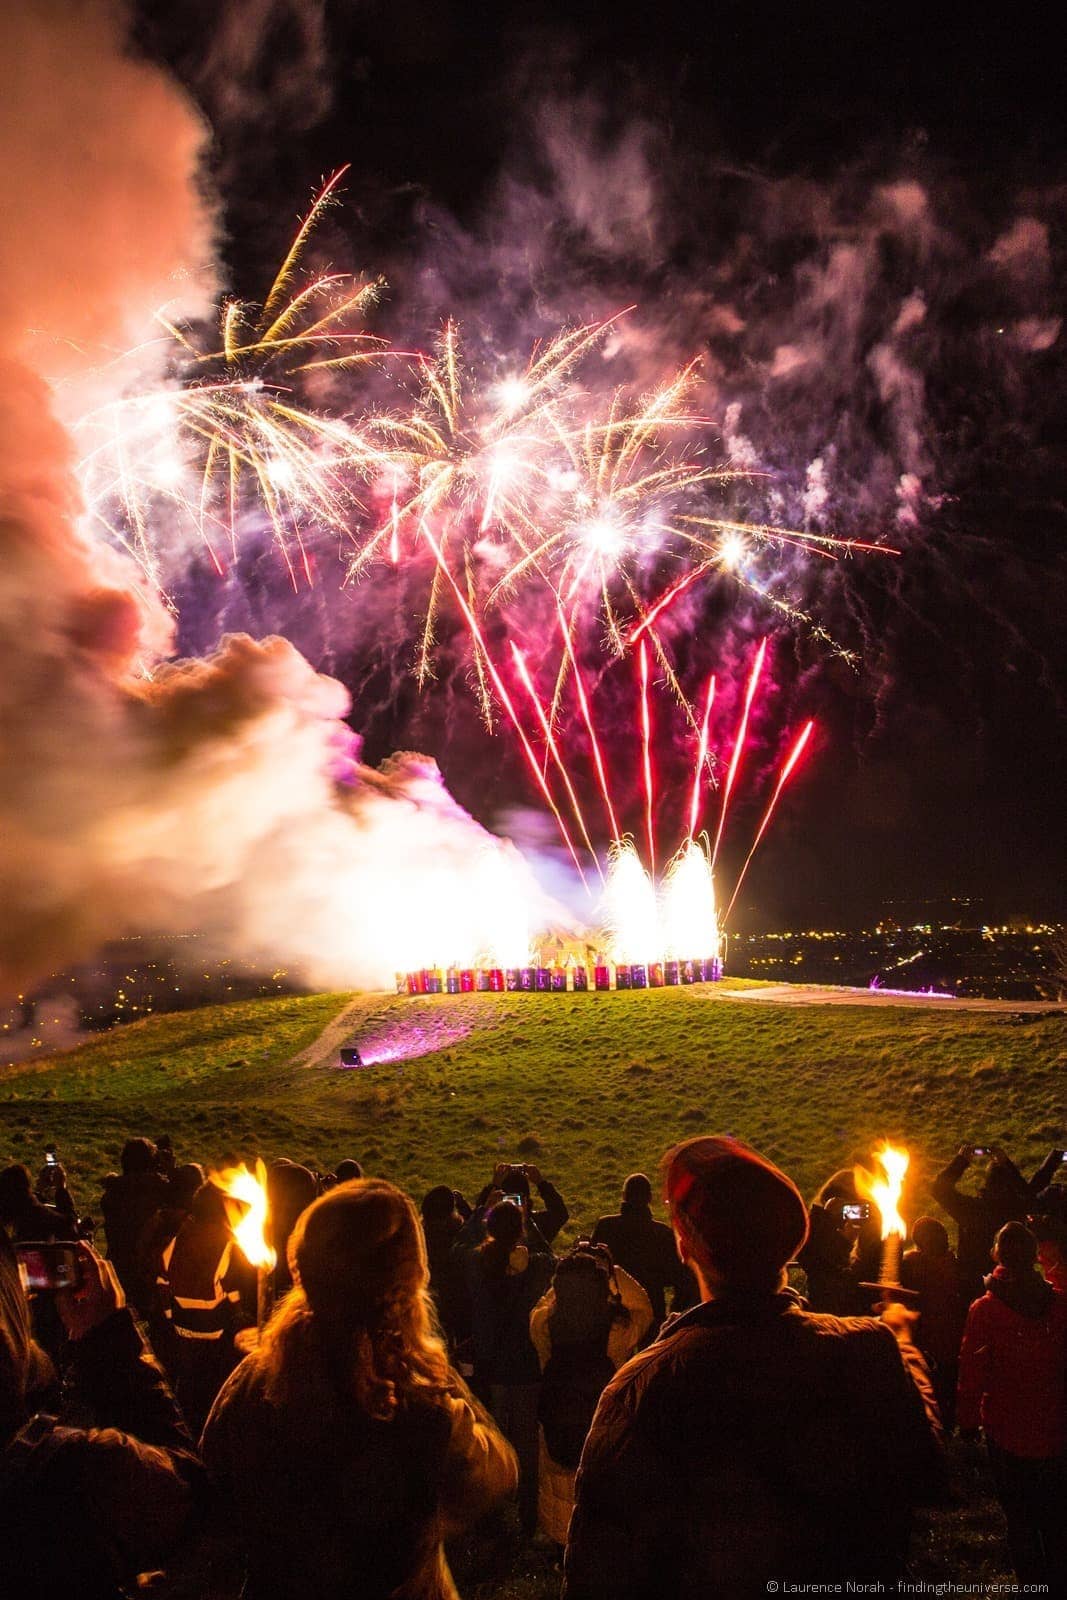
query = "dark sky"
xmin=141 ymin=0 xmax=1066 ymax=928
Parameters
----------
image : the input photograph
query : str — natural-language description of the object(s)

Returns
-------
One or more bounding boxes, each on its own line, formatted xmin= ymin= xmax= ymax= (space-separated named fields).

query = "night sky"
xmin=140 ymin=0 xmax=1066 ymax=928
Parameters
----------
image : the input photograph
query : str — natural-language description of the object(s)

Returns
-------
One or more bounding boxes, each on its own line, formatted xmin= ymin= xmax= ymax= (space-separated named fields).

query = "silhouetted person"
xmin=335 ymin=1158 xmax=364 ymax=1183
xmin=476 ymin=1162 xmax=569 ymax=1247
xmin=0 ymin=1164 xmax=76 ymax=1243
xmin=932 ymin=1143 xmax=1030 ymax=1298
xmin=531 ymin=1241 xmax=651 ymax=1547
xmin=455 ymin=1195 xmax=554 ymax=1535
xmin=420 ymin=1185 xmax=473 ymax=1359
xmin=957 ymin=1221 xmax=1067 ymax=1591
xmin=100 ymin=1138 xmax=169 ymax=1313
xmin=267 ymin=1161 xmax=318 ymax=1296
xmin=155 ymin=1180 xmax=245 ymax=1434
xmin=901 ymin=1216 xmax=968 ymax=1431
xmin=564 ymin=1136 xmax=943 ymax=1599
xmin=590 ymin=1174 xmax=696 ymax=1330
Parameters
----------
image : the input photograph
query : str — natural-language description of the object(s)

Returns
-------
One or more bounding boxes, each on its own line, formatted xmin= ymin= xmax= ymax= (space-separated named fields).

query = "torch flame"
xmin=858 ymin=1142 xmax=910 ymax=1240
xmin=213 ymin=1158 xmax=277 ymax=1270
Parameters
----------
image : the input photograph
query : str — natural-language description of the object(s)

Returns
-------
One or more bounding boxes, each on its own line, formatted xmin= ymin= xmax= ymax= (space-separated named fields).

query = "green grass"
xmin=2 ymin=985 xmax=1063 ymax=1596
xmin=2 ymin=988 xmax=1064 ymax=1235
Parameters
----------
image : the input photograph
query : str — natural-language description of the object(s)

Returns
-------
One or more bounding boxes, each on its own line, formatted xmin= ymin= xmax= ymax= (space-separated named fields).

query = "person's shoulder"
xmin=203 ymin=1352 xmax=263 ymax=1423
xmin=791 ymin=1307 xmax=900 ymax=1346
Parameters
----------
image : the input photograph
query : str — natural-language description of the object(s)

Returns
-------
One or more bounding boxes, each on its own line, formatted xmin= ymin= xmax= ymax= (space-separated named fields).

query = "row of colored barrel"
xmin=397 ymin=958 xmax=724 ymax=995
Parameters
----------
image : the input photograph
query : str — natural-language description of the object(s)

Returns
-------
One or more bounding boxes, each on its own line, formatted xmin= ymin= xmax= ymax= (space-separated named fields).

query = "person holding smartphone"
xmin=931 ymin=1144 xmax=1031 ymax=1300
xmin=0 ymin=1231 xmax=200 ymax=1600
xmin=474 ymin=1162 xmax=570 ymax=1249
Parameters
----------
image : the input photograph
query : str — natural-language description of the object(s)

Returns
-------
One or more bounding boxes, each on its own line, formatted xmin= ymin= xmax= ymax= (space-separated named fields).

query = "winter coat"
xmin=455 ymin=1211 xmax=555 ymax=1386
xmin=563 ymin=1290 xmax=944 ymax=1600
xmin=589 ymin=1204 xmax=696 ymax=1325
xmin=202 ymin=1352 xmax=517 ymax=1600
xmin=956 ymin=1266 xmax=1067 ymax=1457
xmin=530 ymin=1266 xmax=652 ymax=1544
xmin=0 ymin=1309 xmax=201 ymax=1600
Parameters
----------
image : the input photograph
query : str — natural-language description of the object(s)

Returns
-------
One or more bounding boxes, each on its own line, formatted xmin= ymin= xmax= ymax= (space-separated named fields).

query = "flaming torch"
xmin=214 ymin=1159 xmax=276 ymax=1339
xmin=857 ymin=1142 xmax=914 ymax=1304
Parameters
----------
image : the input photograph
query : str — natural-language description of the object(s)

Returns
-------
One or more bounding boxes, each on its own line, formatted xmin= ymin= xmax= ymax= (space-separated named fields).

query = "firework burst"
xmin=75 ymin=168 xmax=390 ymax=590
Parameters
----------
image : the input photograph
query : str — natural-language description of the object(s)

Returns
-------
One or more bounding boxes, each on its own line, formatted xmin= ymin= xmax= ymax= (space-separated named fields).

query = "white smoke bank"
xmin=0 ymin=0 xmax=549 ymax=1000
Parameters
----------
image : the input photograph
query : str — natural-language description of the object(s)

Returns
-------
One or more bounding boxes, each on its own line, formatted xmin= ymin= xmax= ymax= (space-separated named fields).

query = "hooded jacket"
xmin=563 ymin=1291 xmax=943 ymax=1600
xmin=956 ymin=1266 xmax=1067 ymax=1457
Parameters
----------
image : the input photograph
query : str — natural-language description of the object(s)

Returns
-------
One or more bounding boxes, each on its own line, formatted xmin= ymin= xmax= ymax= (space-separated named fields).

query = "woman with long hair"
xmin=202 ymin=1178 xmax=517 ymax=1600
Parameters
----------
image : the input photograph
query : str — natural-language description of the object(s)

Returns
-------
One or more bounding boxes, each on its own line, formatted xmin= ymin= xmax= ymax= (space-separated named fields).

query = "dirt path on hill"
xmin=290 ymin=997 xmax=369 ymax=1069
xmin=715 ymin=983 xmax=1064 ymax=1013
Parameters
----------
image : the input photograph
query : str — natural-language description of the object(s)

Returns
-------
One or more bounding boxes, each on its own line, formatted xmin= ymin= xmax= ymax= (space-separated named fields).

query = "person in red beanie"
xmin=564 ymin=1135 xmax=944 ymax=1600
xmin=956 ymin=1221 xmax=1067 ymax=1589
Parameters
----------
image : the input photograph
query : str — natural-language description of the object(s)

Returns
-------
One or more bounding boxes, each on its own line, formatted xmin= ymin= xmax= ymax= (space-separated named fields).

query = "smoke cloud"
xmin=0 ymin=0 xmax=548 ymax=1001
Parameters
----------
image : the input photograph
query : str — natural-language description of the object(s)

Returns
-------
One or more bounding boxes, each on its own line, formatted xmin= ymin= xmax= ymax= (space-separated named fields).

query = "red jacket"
xmin=956 ymin=1268 xmax=1067 ymax=1457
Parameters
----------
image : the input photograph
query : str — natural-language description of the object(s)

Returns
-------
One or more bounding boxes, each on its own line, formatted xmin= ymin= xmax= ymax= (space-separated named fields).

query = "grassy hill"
xmin=2 ymin=986 xmax=1064 ymax=1232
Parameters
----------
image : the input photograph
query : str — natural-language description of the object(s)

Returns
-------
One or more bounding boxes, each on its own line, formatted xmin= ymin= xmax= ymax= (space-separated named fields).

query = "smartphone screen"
xmin=16 ymin=1244 xmax=80 ymax=1292
xmin=503 ymin=1192 xmax=524 ymax=1208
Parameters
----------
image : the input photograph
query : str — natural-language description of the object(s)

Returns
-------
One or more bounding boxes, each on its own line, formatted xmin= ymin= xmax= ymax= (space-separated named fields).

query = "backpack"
xmin=539 ymin=1340 xmax=616 ymax=1469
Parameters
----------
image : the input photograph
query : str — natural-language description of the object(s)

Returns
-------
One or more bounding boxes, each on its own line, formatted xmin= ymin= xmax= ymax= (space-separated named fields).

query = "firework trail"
xmin=711 ymin=636 xmax=768 ymax=870
xmin=414 ymin=520 xmax=589 ymax=885
xmin=723 ymin=719 xmax=816 ymax=924
xmin=638 ymin=640 xmax=656 ymax=873
xmin=555 ymin=595 xmax=621 ymax=840
xmin=510 ymin=642 xmax=603 ymax=882
xmin=687 ymin=674 xmax=717 ymax=837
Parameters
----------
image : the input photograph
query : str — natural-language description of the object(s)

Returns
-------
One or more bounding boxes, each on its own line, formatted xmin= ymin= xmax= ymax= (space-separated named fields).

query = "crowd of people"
xmin=1 ymin=1130 xmax=1065 ymax=1597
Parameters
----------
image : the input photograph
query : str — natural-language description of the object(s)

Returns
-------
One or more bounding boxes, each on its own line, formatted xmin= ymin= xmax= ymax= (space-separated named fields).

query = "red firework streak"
xmin=417 ymin=521 xmax=589 ymax=887
xmin=687 ymin=673 xmax=717 ymax=837
xmin=638 ymin=641 xmax=656 ymax=875
xmin=628 ymin=562 xmax=711 ymax=645
xmin=723 ymin=719 xmax=815 ymax=923
xmin=509 ymin=643 xmax=604 ymax=883
xmin=711 ymin=636 xmax=767 ymax=870
xmin=555 ymin=596 xmax=621 ymax=841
